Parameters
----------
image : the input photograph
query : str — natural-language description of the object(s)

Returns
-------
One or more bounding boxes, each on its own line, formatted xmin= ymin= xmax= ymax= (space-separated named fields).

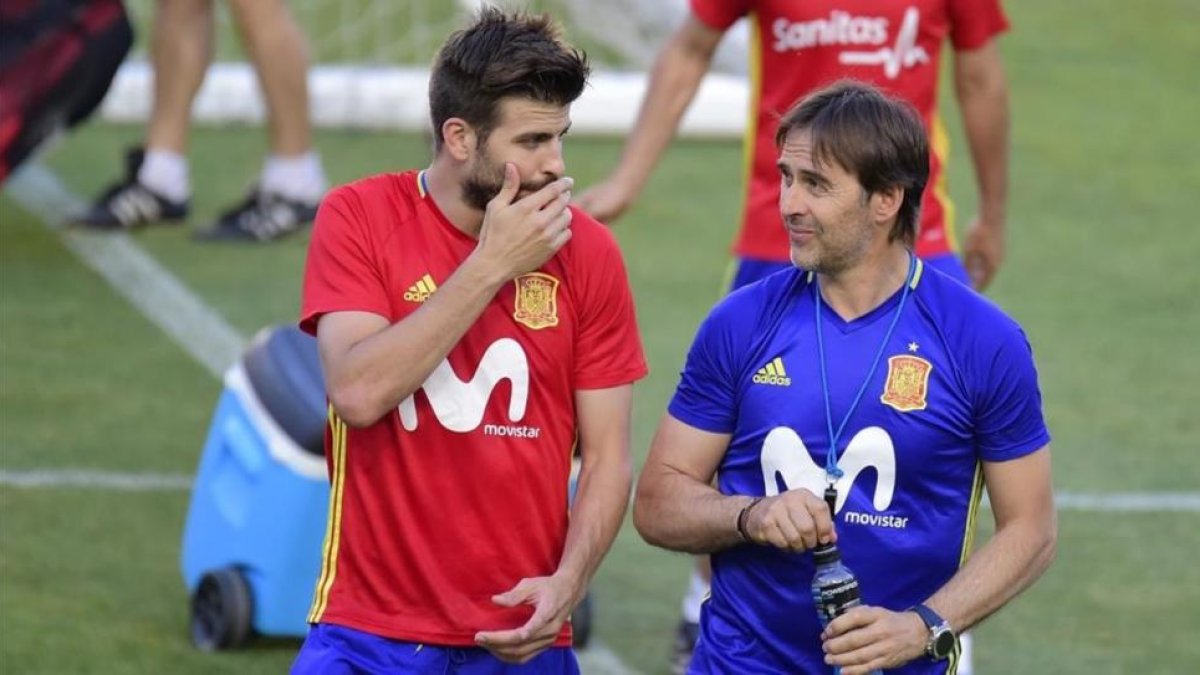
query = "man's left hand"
xmin=821 ymin=605 xmax=928 ymax=674
xmin=963 ymin=215 xmax=1005 ymax=291
xmin=474 ymin=573 xmax=582 ymax=664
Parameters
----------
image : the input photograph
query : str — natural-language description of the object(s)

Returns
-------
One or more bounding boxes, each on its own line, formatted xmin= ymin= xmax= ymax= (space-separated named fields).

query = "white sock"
xmin=137 ymin=149 xmax=189 ymax=203
xmin=680 ymin=567 xmax=710 ymax=624
xmin=260 ymin=151 xmax=327 ymax=204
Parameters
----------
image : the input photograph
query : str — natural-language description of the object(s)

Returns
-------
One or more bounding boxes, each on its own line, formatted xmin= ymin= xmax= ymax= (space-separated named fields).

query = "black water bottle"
xmin=810 ymin=487 xmax=862 ymax=626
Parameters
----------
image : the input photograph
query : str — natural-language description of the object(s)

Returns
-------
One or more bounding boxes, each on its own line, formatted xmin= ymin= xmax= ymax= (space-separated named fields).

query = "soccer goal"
xmin=100 ymin=0 xmax=749 ymax=137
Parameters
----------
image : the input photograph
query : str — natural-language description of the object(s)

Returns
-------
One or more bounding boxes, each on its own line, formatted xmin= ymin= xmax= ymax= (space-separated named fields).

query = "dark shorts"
xmin=292 ymin=623 xmax=581 ymax=675
xmin=729 ymin=252 xmax=970 ymax=292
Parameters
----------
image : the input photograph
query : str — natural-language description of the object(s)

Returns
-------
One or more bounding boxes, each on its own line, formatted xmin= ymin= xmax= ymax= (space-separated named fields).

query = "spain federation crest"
xmin=513 ymin=273 xmax=560 ymax=330
xmin=880 ymin=355 xmax=932 ymax=412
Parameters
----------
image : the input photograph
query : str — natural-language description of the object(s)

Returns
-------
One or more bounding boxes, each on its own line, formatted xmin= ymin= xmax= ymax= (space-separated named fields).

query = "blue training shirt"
xmin=669 ymin=261 xmax=1050 ymax=675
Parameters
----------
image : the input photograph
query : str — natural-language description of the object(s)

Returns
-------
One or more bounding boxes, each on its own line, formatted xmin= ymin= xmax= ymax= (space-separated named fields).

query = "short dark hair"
xmin=429 ymin=7 xmax=590 ymax=150
xmin=775 ymin=80 xmax=929 ymax=245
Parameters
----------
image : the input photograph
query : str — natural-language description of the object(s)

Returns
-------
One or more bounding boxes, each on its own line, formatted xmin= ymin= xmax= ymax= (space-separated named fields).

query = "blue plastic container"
xmin=181 ymin=326 xmax=328 ymax=648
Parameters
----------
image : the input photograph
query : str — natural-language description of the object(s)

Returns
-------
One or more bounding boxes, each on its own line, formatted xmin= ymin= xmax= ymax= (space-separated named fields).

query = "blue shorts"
xmin=728 ymin=252 xmax=970 ymax=293
xmin=292 ymin=623 xmax=581 ymax=675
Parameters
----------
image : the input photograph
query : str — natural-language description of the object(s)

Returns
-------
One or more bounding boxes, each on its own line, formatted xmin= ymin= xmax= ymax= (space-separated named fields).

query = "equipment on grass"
xmin=181 ymin=324 xmax=595 ymax=650
xmin=181 ymin=324 xmax=329 ymax=650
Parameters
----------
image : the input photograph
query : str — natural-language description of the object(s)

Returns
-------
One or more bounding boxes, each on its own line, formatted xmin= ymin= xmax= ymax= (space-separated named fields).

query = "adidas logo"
xmin=753 ymin=357 xmax=792 ymax=386
xmin=403 ymin=274 xmax=438 ymax=302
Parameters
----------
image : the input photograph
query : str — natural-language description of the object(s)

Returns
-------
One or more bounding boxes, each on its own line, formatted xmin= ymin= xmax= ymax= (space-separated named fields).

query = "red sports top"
xmin=300 ymin=170 xmax=648 ymax=646
xmin=691 ymin=0 xmax=1008 ymax=260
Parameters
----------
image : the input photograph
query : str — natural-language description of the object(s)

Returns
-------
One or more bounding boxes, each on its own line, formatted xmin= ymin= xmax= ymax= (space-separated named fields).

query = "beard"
xmin=785 ymin=212 xmax=875 ymax=275
xmin=460 ymin=147 xmax=557 ymax=211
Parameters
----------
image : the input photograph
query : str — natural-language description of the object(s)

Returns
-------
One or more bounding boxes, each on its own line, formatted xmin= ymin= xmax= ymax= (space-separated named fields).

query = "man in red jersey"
xmin=293 ymin=9 xmax=647 ymax=673
xmin=577 ymin=1 xmax=1011 ymax=671
xmin=581 ymin=0 xmax=1009 ymax=291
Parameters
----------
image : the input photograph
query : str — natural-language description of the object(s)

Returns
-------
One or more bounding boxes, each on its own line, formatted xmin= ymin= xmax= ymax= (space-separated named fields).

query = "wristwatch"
xmin=910 ymin=604 xmax=956 ymax=661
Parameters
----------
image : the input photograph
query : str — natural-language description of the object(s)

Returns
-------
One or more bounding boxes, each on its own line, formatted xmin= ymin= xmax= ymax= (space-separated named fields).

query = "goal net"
xmin=100 ymin=0 xmax=750 ymax=137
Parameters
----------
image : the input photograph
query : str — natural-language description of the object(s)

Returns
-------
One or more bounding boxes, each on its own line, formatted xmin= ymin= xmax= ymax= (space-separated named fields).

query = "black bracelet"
xmin=736 ymin=497 xmax=764 ymax=543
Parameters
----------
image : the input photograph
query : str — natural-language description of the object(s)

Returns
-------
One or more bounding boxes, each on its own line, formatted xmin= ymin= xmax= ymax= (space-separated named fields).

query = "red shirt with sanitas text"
xmin=691 ymin=0 xmax=1008 ymax=260
xmin=300 ymin=170 xmax=648 ymax=646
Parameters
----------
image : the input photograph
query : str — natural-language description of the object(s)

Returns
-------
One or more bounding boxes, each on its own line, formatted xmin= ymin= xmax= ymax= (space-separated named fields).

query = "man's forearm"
xmin=325 ymin=253 xmax=507 ymax=427
xmin=956 ymin=58 xmax=1010 ymax=228
xmin=555 ymin=450 xmax=634 ymax=591
xmin=633 ymin=470 xmax=754 ymax=554
xmin=607 ymin=31 xmax=715 ymax=193
xmin=925 ymin=516 xmax=1057 ymax=633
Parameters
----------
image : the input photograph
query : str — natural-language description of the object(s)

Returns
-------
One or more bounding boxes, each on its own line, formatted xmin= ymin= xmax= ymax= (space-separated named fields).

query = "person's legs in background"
xmin=671 ymin=556 xmax=709 ymax=674
xmin=78 ymin=0 xmax=214 ymax=228
xmin=199 ymin=0 xmax=326 ymax=242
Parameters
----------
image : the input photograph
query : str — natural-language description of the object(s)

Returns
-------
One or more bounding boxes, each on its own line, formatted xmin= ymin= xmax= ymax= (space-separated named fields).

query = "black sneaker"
xmin=76 ymin=148 xmax=189 ymax=229
xmin=194 ymin=189 xmax=318 ymax=243
xmin=670 ymin=619 xmax=700 ymax=675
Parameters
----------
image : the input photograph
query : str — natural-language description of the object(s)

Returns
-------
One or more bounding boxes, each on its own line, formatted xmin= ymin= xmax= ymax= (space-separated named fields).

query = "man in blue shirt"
xmin=633 ymin=81 xmax=1056 ymax=674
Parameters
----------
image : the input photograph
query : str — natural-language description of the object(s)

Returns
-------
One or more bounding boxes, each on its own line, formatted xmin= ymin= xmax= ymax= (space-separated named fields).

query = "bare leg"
xmin=144 ymin=0 xmax=215 ymax=154
xmin=226 ymin=0 xmax=313 ymax=156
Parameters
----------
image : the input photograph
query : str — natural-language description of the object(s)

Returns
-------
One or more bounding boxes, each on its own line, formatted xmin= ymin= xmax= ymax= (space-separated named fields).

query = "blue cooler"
xmin=181 ymin=325 xmax=329 ymax=650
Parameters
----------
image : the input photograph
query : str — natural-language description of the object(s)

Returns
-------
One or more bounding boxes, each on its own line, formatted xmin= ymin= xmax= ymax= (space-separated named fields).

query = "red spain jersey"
xmin=299 ymin=170 xmax=648 ymax=646
xmin=691 ymin=0 xmax=1008 ymax=260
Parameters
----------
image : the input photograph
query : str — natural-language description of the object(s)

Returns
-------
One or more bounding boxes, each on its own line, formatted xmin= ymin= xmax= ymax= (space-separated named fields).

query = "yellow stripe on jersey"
xmin=422 ymin=274 xmax=438 ymax=292
xmin=937 ymin=460 xmax=984 ymax=675
xmin=910 ymin=258 xmax=925 ymax=290
xmin=308 ymin=406 xmax=349 ymax=623
xmin=772 ymin=357 xmax=786 ymax=376
xmin=718 ymin=257 xmax=740 ymax=296
xmin=416 ymin=169 xmax=428 ymax=198
xmin=958 ymin=460 xmax=985 ymax=567
xmin=765 ymin=361 xmax=778 ymax=377
xmin=929 ymin=114 xmax=958 ymax=252
xmin=738 ymin=16 xmax=762 ymax=228
xmin=946 ymin=637 xmax=963 ymax=675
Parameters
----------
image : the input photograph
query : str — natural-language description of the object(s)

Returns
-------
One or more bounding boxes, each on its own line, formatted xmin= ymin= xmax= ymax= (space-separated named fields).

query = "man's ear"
xmin=440 ymin=117 xmax=476 ymax=162
xmin=871 ymin=185 xmax=904 ymax=226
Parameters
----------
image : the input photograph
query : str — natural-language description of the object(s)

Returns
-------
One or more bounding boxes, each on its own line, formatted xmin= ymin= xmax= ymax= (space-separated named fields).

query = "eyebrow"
xmin=514 ymin=123 xmax=572 ymax=143
xmin=777 ymin=163 xmax=831 ymax=187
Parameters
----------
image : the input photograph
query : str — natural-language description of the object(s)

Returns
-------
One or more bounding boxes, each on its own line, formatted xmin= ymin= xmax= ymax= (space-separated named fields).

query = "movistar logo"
xmin=753 ymin=357 xmax=792 ymax=386
xmin=397 ymin=338 xmax=539 ymax=438
xmin=759 ymin=426 xmax=906 ymax=529
xmin=403 ymin=273 xmax=438 ymax=303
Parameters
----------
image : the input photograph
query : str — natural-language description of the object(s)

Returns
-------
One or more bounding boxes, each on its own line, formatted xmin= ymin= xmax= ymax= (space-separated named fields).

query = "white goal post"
xmin=99 ymin=0 xmax=750 ymax=137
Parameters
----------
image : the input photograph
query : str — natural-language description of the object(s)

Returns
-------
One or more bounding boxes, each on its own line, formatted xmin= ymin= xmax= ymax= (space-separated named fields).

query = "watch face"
xmin=933 ymin=629 xmax=957 ymax=658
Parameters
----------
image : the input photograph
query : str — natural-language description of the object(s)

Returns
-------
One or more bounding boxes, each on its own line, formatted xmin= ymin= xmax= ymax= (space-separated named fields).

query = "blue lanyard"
xmin=814 ymin=254 xmax=916 ymax=482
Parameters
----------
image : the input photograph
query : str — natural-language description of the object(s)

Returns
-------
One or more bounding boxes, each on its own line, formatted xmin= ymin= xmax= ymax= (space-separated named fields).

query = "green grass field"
xmin=3 ymin=1 xmax=1199 ymax=673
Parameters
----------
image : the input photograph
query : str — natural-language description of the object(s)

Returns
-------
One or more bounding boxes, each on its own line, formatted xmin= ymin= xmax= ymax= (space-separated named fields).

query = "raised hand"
xmin=742 ymin=488 xmax=837 ymax=552
xmin=474 ymin=163 xmax=574 ymax=281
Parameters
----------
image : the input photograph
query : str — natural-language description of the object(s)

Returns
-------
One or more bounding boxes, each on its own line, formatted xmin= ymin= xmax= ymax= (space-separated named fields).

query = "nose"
xmin=542 ymin=138 xmax=566 ymax=181
xmin=779 ymin=181 xmax=810 ymax=219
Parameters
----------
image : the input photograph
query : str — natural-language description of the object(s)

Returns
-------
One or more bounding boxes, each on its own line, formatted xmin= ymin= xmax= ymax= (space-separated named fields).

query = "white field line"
xmin=3 ymin=470 xmax=1197 ymax=514
xmin=4 ymin=163 xmax=246 ymax=378
xmin=0 ymin=469 xmax=193 ymax=491
xmin=3 ymin=163 xmax=638 ymax=675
